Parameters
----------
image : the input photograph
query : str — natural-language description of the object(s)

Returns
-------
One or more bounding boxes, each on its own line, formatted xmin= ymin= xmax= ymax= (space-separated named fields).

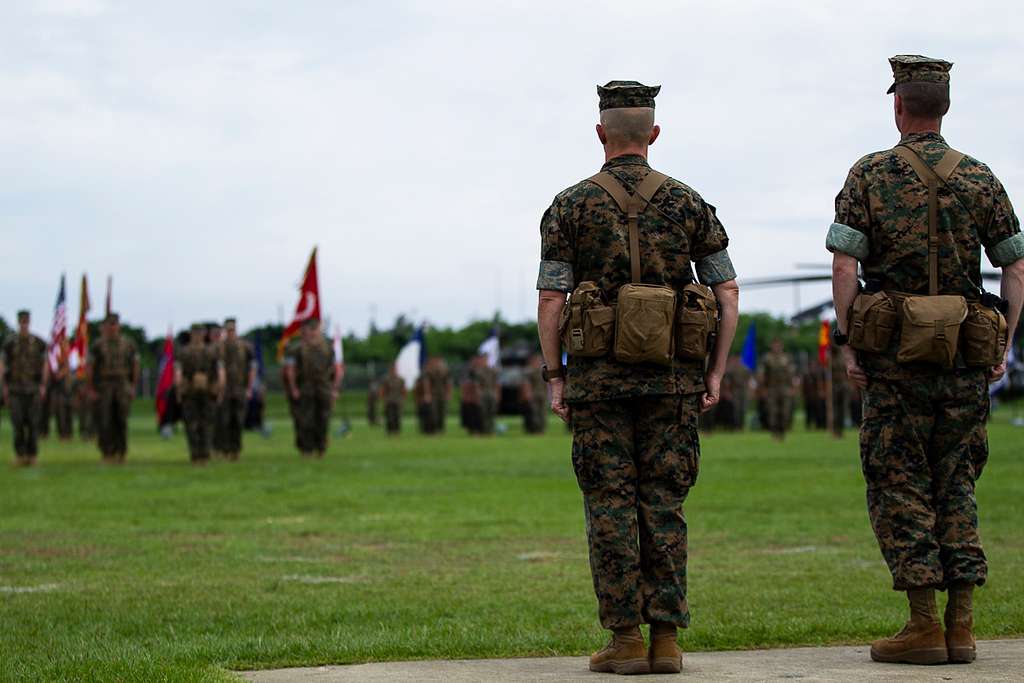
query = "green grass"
xmin=1 ymin=395 xmax=1022 ymax=682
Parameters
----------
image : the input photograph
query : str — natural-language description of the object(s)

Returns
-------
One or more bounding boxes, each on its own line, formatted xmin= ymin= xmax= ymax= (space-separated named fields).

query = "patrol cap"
xmin=887 ymin=55 xmax=952 ymax=94
xmin=597 ymin=80 xmax=661 ymax=111
xmin=105 ymin=312 xmax=120 ymax=324
xmin=16 ymin=309 xmax=29 ymax=321
xmin=190 ymin=323 xmax=205 ymax=332
xmin=224 ymin=317 xmax=237 ymax=326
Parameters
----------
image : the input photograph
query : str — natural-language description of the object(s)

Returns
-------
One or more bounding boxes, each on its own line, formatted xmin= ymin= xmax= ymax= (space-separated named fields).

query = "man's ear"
xmin=894 ymin=94 xmax=903 ymax=117
xmin=649 ymin=124 xmax=661 ymax=146
xmin=596 ymin=123 xmax=607 ymax=145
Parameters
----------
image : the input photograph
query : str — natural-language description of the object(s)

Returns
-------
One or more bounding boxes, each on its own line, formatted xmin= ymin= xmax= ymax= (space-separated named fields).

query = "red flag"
xmin=277 ymin=248 xmax=321 ymax=359
xmin=69 ymin=274 xmax=91 ymax=377
xmin=156 ymin=329 xmax=175 ymax=425
xmin=818 ymin=320 xmax=831 ymax=367
xmin=48 ymin=275 xmax=68 ymax=373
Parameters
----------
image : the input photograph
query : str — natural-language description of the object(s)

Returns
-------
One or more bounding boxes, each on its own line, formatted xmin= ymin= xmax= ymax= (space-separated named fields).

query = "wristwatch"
xmin=832 ymin=328 xmax=849 ymax=347
xmin=541 ymin=363 xmax=565 ymax=382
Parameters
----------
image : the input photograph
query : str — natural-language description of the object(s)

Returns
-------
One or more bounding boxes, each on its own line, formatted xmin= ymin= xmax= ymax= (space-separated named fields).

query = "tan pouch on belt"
xmin=961 ymin=303 xmax=1009 ymax=367
xmin=897 ymin=295 xmax=968 ymax=368
xmin=848 ymin=291 xmax=898 ymax=354
xmin=560 ymin=282 xmax=615 ymax=358
xmin=675 ymin=283 xmax=719 ymax=361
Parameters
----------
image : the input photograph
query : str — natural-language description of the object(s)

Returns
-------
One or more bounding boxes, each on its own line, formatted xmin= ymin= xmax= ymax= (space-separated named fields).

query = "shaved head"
xmin=599 ymin=107 xmax=656 ymax=145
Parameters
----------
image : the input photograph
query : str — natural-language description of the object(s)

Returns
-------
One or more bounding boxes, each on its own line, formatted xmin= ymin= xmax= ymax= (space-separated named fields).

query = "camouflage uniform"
xmin=2 ymin=332 xmax=47 ymax=459
xmin=217 ymin=336 xmax=253 ymax=457
xmin=72 ymin=374 xmax=95 ymax=439
xmin=828 ymin=128 xmax=1023 ymax=590
xmin=460 ymin=371 xmax=482 ymax=434
xmin=522 ymin=365 xmax=548 ymax=434
xmin=537 ymin=96 xmax=735 ymax=627
xmin=48 ymin=352 xmax=74 ymax=439
xmin=177 ymin=338 xmax=220 ymax=462
xmin=381 ymin=375 xmax=405 ymax=434
xmin=758 ymin=351 xmax=795 ymax=438
xmin=426 ymin=361 xmax=452 ymax=433
xmin=829 ymin=343 xmax=850 ymax=437
xmin=90 ymin=334 xmax=137 ymax=459
xmin=413 ymin=374 xmax=434 ymax=434
xmin=474 ymin=364 xmax=499 ymax=435
xmin=285 ymin=335 xmax=335 ymax=455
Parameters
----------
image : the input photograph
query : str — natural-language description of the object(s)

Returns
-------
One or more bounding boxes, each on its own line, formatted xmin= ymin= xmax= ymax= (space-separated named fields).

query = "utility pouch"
xmin=614 ymin=283 xmax=677 ymax=366
xmin=897 ymin=295 xmax=968 ymax=368
xmin=848 ymin=291 xmax=898 ymax=354
xmin=560 ymin=281 xmax=615 ymax=358
xmin=961 ymin=302 xmax=1008 ymax=367
xmin=190 ymin=372 xmax=210 ymax=394
xmin=675 ymin=283 xmax=719 ymax=361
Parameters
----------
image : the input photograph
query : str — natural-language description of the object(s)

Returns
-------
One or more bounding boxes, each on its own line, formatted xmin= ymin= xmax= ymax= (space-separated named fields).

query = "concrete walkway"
xmin=241 ymin=638 xmax=1024 ymax=682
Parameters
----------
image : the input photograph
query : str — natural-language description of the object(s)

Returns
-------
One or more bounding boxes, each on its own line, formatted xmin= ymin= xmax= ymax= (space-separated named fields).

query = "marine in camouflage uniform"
xmin=88 ymin=313 xmax=139 ymax=463
xmin=380 ymin=366 xmax=406 ymax=435
xmin=48 ymin=344 xmax=74 ymax=440
xmin=828 ymin=55 xmax=1024 ymax=665
xmin=284 ymin=319 xmax=339 ymax=457
xmin=472 ymin=355 xmax=499 ymax=435
xmin=412 ymin=373 xmax=434 ymax=434
xmin=520 ymin=354 xmax=548 ymax=434
xmin=425 ymin=357 xmax=452 ymax=434
xmin=176 ymin=324 xmax=223 ymax=464
xmin=0 ymin=311 xmax=49 ymax=465
xmin=459 ymin=366 xmax=482 ymax=435
xmin=216 ymin=319 xmax=255 ymax=461
xmin=757 ymin=339 xmax=796 ymax=440
xmin=536 ymin=81 xmax=739 ymax=674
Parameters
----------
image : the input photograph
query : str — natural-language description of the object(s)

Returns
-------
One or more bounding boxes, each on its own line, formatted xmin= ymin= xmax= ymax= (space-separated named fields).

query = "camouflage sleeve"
xmin=831 ymin=166 xmax=871 ymax=259
xmin=696 ymin=249 xmax=737 ymax=285
xmin=283 ymin=341 xmax=298 ymax=366
xmin=981 ymin=178 xmax=1023 ymax=267
xmin=689 ymin=198 xmax=730 ymax=263
xmin=537 ymin=200 xmax=574 ymax=292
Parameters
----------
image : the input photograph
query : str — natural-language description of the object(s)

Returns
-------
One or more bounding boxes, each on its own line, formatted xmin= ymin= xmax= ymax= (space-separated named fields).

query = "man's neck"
xmin=604 ymin=145 xmax=648 ymax=163
xmin=899 ymin=119 xmax=942 ymax=136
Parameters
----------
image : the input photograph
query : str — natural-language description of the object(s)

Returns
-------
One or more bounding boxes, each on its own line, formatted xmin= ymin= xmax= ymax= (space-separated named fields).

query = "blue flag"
xmin=741 ymin=323 xmax=757 ymax=371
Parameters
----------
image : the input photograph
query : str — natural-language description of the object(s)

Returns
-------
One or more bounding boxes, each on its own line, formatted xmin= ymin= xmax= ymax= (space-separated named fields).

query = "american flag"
xmin=48 ymin=274 xmax=68 ymax=373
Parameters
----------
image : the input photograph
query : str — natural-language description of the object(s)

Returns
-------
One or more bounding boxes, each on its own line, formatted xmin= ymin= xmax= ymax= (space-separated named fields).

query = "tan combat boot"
xmin=589 ymin=626 xmax=650 ymax=675
xmin=945 ymin=583 xmax=976 ymax=663
xmin=870 ymin=588 xmax=948 ymax=665
xmin=649 ymin=621 xmax=683 ymax=674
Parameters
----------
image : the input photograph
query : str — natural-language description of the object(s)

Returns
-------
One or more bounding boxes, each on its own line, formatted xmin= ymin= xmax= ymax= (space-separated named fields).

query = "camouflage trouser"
xmin=9 ymin=391 xmax=41 ymax=456
xmin=765 ymin=390 xmax=791 ymax=436
xmin=75 ymin=385 xmax=95 ymax=439
xmin=570 ymin=393 xmax=700 ymax=629
xmin=294 ymin=388 xmax=331 ymax=453
xmin=860 ymin=372 xmax=989 ymax=590
xmin=385 ymin=402 xmax=401 ymax=434
xmin=217 ymin=395 xmax=246 ymax=454
xmin=831 ymin=381 xmax=849 ymax=437
xmin=480 ymin=396 xmax=496 ymax=435
xmin=182 ymin=393 xmax=215 ymax=461
xmin=417 ymin=403 xmax=435 ymax=434
xmin=96 ymin=382 xmax=132 ymax=457
xmin=432 ymin=399 xmax=447 ymax=433
xmin=50 ymin=384 xmax=73 ymax=439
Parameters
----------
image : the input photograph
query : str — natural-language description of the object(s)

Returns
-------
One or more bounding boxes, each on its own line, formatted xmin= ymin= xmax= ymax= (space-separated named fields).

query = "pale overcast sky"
xmin=2 ymin=0 xmax=1022 ymax=338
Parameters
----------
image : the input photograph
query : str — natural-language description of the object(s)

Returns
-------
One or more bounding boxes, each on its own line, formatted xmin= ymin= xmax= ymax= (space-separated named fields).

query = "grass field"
xmin=1 ymin=394 xmax=1022 ymax=682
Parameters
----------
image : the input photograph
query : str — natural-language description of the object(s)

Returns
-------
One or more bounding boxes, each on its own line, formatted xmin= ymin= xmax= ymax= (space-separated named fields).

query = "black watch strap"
xmin=833 ymin=329 xmax=849 ymax=347
xmin=541 ymin=364 xmax=565 ymax=382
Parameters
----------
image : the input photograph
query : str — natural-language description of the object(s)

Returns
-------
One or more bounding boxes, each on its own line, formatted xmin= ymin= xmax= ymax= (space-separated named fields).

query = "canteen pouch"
xmin=897 ymin=295 xmax=968 ymax=368
xmin=614 ymin=283 xmax=676 ymax=366
xmin=190 ymin=372 xmax=210 ymax=394
xmin=961 ymin=302 xmax=1008 ymax=367
xmin=560 ymin=281 xmax=615 ymax=358
xmin=675 ymin=283 xmax=719 ymax=361
xmin=848 ymin=291 xmax=898 ymax=354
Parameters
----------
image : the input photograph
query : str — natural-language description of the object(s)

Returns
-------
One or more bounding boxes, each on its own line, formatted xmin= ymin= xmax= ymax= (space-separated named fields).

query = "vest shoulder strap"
xmin=587 ymin=169 xmax=669 ymax=283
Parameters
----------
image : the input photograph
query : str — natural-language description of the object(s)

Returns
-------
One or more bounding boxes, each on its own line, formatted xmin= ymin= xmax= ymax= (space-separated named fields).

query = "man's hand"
xmin=988 ymin=350 xmax=1010 ymax=384
xmin=39 ymin=384 xmax=47 ymax=401
xmin=701 ymin=370 xmax=722 ymax=413
xmin=549 ymin=379 xmax=570 ymax=424
xmin=841 ymin=346 xmax=868 ymax=390
xmin=290 ymin=388 xmax=300 ymax=401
